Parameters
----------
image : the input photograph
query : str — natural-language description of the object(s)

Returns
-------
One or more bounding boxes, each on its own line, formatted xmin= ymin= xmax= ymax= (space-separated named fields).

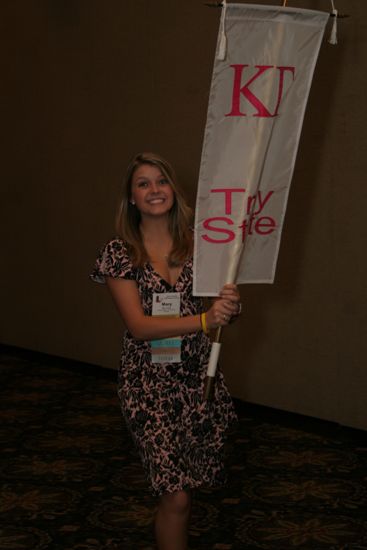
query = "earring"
xmin=130 ymin=200 xmax=135 ymax=205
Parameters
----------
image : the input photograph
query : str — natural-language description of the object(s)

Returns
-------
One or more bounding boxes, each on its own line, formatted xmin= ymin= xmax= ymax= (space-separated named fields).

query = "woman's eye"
xmin=138 ymin=181 xmax=148 ymax=188
xmin=159 ymin=178 xmax=169 ymax=185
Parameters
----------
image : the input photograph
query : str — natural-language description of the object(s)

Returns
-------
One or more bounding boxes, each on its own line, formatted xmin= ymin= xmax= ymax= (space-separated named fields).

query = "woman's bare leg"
xmin=155 ymin=490 xmax=191 ymax=550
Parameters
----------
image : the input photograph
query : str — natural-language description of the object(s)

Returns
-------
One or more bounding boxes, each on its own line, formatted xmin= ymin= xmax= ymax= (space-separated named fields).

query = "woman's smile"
xmin=147 ymin=197 xmax=166 ymax=204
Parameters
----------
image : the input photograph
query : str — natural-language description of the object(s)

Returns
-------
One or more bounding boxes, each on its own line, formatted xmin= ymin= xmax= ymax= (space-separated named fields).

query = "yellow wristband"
xmin=200 ymin=312 xmax=209 ymax=334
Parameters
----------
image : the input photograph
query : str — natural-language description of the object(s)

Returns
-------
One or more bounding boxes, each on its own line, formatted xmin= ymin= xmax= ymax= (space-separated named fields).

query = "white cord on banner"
xmin=217 ymin=0 xmax=227 ymax=60
xmin=329 ymin=0 xmax=338 ymax=45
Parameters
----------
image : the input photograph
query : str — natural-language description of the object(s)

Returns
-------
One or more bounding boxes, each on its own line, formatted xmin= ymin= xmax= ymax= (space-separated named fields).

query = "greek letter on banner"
xmin=193 ymin=4 xmax=328 ymax=296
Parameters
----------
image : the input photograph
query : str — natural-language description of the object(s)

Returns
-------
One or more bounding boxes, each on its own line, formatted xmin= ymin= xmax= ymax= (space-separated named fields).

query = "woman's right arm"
xmin=106 ymin=277 xmax=237 ymax=340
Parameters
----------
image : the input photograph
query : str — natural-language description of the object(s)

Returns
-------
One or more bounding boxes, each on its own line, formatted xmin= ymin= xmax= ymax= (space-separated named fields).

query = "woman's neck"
xmin=139 ymin=216 xmax=172 ymax=253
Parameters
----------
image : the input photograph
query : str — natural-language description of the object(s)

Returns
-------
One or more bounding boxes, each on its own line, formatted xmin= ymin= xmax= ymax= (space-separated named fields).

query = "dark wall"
xmin=2 ymin=0 xmax=366 ymax=429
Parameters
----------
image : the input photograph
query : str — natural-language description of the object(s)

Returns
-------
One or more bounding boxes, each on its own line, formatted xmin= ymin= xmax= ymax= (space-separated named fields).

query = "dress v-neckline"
xmin=147 ymin=261 xmax=186 ymax=289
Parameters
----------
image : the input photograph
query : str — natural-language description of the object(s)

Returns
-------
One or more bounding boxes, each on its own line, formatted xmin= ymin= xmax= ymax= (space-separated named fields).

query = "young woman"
xmin=91 ymin=152 xmax=241 ymax=550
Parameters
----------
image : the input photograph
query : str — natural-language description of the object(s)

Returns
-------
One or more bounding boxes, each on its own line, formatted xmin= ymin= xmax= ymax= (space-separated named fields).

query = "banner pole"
xmin=200 ymin=3 xmax=330 ymax=400
xmin=202 ymin=3 xmax=290 ymax=401
xmin=203 ymin=327 xmax=222 ymax=400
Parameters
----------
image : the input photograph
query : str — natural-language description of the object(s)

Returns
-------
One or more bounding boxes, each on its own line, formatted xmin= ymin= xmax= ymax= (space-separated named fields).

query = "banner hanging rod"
xmin=204 ymin=2 xmax=349 ymax=17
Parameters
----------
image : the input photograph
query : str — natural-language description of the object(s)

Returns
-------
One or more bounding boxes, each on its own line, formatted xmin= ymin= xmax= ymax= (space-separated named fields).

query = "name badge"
xmin=151 ymin=292 xmax=181 ymax=363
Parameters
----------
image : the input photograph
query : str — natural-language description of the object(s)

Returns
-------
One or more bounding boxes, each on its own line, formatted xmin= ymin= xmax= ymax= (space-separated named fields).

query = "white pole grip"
xmin=206 ymin=342 xmax=222 ymax=377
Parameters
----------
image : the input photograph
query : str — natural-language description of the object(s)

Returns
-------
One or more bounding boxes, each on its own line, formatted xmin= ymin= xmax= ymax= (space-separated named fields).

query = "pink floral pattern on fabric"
xmin=91 ymin=238 xmax=237 ymax=496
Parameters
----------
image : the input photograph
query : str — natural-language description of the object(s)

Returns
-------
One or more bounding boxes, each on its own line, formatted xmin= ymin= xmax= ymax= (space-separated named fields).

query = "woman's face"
xmin=130 ymin=164 xmax=175 ymax=219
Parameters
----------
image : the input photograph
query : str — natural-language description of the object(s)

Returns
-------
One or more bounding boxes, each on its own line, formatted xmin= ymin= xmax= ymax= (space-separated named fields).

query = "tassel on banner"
xmin=282 ymin=0 xmax=338 ymax=44
xmin=216 ymin=0 xmax=227 ymax=60
xmin=329 ymin=0 xmax=338 ymax=45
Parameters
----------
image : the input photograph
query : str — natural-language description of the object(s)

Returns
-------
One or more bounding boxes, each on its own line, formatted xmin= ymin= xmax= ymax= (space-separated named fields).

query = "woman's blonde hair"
xmin=115 ymin=152 xmax=193 ymax=267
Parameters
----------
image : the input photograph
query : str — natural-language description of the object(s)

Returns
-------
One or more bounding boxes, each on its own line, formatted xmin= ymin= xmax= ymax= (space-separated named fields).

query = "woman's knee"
xmin=160 ymin=490 xmax=191 ymax=515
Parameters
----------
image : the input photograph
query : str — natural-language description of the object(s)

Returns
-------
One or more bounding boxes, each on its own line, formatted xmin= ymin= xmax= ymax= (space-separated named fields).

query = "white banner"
xmin=193 ymin=4 xmax=329 ymax=296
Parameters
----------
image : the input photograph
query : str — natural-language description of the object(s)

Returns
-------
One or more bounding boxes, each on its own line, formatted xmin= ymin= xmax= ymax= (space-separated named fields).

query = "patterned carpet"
xmin=1 ymin=345 xmax=367 ymax=550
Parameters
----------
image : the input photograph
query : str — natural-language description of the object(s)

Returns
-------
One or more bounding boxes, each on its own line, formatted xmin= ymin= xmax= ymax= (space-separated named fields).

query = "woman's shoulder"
xmin=90 ymin=237 xmax=135 ymax=283
xmin=99 ymin=237 xmax=135 ymax=265
xmin=102 ymin=236 xmax=130 ymax=255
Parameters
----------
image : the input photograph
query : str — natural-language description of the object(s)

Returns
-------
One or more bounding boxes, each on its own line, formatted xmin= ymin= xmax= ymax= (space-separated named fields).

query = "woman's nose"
xmin=150 ymin=182 xmax=159 ymax=193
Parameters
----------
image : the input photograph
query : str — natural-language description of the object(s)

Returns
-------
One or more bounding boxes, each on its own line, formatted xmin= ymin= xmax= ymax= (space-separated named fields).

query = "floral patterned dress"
xmin=91 ymin=237 xmax=237 ymax=496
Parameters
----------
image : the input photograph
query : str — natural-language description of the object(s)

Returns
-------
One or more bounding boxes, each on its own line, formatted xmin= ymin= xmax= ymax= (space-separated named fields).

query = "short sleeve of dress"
xmin=90 ymin=238 xmax=135 ymax=284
